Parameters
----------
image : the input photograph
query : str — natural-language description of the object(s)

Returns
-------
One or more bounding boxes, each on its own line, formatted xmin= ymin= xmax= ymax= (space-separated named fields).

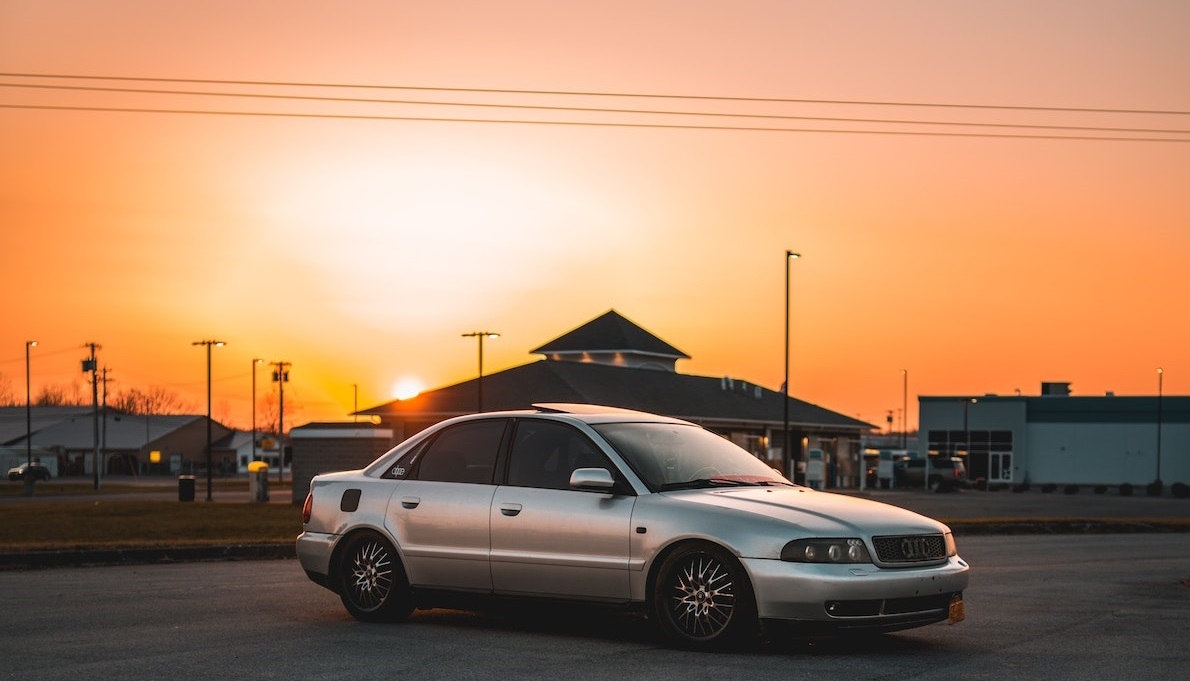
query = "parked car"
xmin=297 ymin=404 xmax=969 ymax=648
xmin=894 ymin=456 xmax=967 ymax=490
xmin=7 ymin=462 xmax=52 ymax=482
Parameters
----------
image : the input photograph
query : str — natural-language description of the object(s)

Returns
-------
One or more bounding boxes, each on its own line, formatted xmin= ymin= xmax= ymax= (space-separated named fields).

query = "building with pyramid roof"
xmin=356 ymin=310 xmax=873 ymax=486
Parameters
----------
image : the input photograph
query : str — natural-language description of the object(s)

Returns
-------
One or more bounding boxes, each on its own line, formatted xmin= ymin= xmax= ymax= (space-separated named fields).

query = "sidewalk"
xmin=842 ymin=487 xmax=1190 ymax=533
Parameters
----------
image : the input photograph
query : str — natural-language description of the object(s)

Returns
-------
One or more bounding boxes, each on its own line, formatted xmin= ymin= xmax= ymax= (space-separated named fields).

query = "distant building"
xmin=0 ymin=406 xmax=233 ymax=476
xmin=919 ymin=383 xmax=1190 ymax=488
xmin=355 ymin=310 xmax=873 ymax=485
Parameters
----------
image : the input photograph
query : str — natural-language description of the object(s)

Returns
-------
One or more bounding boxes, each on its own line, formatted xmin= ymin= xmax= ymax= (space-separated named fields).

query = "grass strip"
xmin=0 ymin=501 xmax=302 ymax=551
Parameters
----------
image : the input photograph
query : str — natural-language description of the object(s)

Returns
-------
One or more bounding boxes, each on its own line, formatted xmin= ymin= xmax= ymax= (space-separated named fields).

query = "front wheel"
xmin=336 ymin=531 xmax=414 ymax=622
xmin=651 ymin=542 xmax=757 ymax=649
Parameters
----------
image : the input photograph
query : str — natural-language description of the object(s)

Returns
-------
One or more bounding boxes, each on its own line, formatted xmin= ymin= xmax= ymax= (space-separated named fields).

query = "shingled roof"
xmin=362 ymin=360 xmax=870 ymax=431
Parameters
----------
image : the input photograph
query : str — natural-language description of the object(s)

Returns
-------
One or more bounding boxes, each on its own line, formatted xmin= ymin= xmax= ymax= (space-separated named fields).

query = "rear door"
xmin=490 ymin=419 xmax=635 ymax=601
xmin=385 ymin=419 xmax=508 ymax=592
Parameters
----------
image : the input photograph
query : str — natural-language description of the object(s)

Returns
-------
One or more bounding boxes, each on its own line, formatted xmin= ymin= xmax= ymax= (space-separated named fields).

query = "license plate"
xmin=948 ymin=594 xmax=966 ymax=624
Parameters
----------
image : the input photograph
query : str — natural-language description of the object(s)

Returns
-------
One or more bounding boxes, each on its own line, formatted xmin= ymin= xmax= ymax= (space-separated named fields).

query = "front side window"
xmin=507 ymin=420 xmax=611 ymax=490
xmin=415 ymin=419 xmax=506 ymax=484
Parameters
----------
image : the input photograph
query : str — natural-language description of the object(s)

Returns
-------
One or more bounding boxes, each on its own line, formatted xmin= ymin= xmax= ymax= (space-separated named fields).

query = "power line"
xmin=4 ymin=104 xmax=1189 ymax=143
xmin=5 ymin=81 xmax=1189 ymax=137
xmin=4 ymin=71 xmax=1189 ymax=117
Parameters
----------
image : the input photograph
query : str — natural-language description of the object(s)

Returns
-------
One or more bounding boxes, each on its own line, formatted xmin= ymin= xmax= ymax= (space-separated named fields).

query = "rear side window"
xmin=415 ymin=420 xmax=506 ymax=484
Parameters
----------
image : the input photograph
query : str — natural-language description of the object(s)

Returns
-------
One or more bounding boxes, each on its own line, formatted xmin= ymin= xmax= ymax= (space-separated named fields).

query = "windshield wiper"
xmin=657 ymin=477 xmax=795 ymax=491
xmin=658 ymin=478 xmax=751 ymax=491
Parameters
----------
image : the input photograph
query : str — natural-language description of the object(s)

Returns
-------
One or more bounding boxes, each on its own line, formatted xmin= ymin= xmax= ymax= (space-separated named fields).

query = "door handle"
xmin=499 ymin=503 xmax=522 ymax=517
xmin=400 ymin=496 xmax=420 ymax=509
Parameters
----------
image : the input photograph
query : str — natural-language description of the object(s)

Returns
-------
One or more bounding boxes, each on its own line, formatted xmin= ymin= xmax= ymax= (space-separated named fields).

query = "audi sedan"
xmin=297 ymin=404 xmax=968 ymax=648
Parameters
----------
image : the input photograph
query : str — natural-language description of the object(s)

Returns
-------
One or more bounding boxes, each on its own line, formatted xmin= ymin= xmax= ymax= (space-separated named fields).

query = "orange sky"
xmin=2 ymin=1 xmax=1189 ymax=432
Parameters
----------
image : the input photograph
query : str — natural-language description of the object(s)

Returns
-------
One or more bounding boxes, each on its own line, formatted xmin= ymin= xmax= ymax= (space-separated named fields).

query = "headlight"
xmin=781 ymin=538 xmax=872 ymax=564
xmin=944 ymin=531 xmax=957 ymax=557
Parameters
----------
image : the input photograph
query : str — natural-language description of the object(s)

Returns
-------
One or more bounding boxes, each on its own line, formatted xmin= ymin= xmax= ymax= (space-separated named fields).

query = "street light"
xmin=24 ymin=341 xmax=37 ymax=496
xmin=192 ymin=340 xmax=225 ymax=502
xmin=251 ymin=358 xmax=264 ymax=464
xmin=783 ymin=251 xmax=800 ymax=482
xmin=24 ymin=341 xmax=36 ymax=468
xmin=462 ymin=331 xmax=499 ymax=413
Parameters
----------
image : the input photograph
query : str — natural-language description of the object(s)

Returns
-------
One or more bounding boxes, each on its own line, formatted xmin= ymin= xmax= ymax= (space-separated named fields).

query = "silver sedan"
xmin=297 ymin=404 xmax=969 ymax=648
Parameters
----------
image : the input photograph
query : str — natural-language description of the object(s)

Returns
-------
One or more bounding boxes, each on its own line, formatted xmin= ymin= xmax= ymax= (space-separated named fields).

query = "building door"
xmin=989 ymin=452 xmax=1013 ymax=483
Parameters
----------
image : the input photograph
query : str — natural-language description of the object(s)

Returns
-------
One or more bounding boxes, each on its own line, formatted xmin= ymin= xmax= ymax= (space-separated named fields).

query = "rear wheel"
xmin=337 ymin=531 xmax=414 ymax=622
xmin=651 ymin=542 xmax=757 ymax=649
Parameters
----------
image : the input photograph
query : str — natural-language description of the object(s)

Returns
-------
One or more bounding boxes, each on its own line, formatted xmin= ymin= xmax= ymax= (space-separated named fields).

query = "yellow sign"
xmin=149 ymin=450 xmax=161 ymax=464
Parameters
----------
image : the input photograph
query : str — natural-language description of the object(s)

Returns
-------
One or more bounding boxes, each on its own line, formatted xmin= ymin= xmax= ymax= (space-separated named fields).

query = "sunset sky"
xmin=2 ymin=1 xmax=1188 ymax=433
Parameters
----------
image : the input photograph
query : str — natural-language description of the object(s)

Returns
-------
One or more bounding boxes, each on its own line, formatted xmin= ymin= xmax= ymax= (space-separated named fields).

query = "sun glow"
xmin=392 ymin=377 xmax=425 ymax=401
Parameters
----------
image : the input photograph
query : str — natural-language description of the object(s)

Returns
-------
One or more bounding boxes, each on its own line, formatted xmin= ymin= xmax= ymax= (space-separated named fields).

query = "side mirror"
xmin=569 ymin=467 xmax=615 ymax=492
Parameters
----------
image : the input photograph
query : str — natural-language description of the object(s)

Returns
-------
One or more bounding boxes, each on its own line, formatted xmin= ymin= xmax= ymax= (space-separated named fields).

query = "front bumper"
xmin=743 ymin=554 xmax=969 ymax=630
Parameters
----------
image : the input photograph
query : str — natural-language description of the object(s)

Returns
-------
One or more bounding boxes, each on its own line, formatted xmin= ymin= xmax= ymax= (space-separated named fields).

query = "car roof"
xmin=458 ymin=403 xmax=693 ymax=426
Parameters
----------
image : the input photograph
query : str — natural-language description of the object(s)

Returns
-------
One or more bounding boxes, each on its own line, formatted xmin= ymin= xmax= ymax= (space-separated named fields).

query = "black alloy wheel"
xmin=337 ymin=531 xmax=414 ymax=622
xmin=652 ymin=542 xmax=757 ymax=648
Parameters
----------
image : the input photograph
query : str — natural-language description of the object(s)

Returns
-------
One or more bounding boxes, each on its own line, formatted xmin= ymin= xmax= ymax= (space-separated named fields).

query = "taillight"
xmin=302 ymin=492 xmax=313 ymax=523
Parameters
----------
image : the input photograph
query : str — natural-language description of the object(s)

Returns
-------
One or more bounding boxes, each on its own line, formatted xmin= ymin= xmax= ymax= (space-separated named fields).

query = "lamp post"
xmin=24 ymin=341 xmax=36 ymax=467
xmin=23 ymin=341 xmax=37 ymax=496
xmin=1156 ymin=367 xmax=1164 ymax=485
xmin=251 ymin=358 xmax=264 ymax=464
xmin=782 ymin=251 xmax=800 ymax=482
xmin=462 ymin=331 xmax=499 ymax=413
xmin=192 ymin=340 xmax=225 ymax=502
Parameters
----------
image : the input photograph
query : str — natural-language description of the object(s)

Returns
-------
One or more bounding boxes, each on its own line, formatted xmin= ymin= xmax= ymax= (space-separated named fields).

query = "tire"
xmin=336 ymin=531 xmax=414 ymax=622
xmin=651 ymin=542 xmax=757 ymax=649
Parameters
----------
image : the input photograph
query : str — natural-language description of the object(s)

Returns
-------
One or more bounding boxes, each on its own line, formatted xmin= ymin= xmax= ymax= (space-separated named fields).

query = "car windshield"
xmin=592 ymin=422 xmax=790 ymax=491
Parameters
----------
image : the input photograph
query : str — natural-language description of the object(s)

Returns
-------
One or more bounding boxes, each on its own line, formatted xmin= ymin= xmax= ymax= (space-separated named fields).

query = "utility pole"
xmin=271 ymin=361 xmax=290 ymax=484
xmin=461 ymin=332 xmax=499 ymax=412
xmin=82 ymin=342 xmax=101 ymax=491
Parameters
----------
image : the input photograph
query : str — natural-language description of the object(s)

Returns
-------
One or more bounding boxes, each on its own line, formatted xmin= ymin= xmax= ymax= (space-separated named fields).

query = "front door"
xmin=489 ymin=419 xmax=635 ymax=601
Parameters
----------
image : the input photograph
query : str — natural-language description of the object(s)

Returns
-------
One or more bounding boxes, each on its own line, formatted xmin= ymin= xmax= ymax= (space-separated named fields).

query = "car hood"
xmin=666 ymin=486 xmax=948 ymax=536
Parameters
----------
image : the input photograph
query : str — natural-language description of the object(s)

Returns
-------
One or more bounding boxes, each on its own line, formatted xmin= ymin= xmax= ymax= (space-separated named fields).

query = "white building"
xmin=918 ymin=382 xmax=1189 ymax=488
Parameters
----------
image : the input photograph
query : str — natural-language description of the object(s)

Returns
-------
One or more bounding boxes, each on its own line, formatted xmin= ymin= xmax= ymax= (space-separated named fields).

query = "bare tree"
xmin=112 ymin=386 xmax=192 ymax=415
xmin=36 ymin=382 xmax=87 ymax=406
xmin=0 ymin=372 xmax=16 ymax=406
xmin=258 ymin=389 xmax=302 ymax=437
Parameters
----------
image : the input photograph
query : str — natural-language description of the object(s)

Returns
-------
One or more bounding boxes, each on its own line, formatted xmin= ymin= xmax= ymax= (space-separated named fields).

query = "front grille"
xmin=872 ymin=533 xmax=947 ymax=564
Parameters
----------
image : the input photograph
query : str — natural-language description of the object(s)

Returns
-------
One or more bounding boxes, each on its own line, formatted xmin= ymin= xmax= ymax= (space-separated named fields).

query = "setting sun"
xmin=391 ymin=377 xmax=425 ymax=401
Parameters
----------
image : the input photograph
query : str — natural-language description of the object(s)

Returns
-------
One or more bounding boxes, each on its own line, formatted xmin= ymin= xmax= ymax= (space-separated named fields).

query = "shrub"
xmin=1094 ymin=485 xmax=1107 ymax=495
xmin=1119 ymin=483 xmax=1134 ymax=497
xmin=1172 ymin=482 xmax=1189 ymax=499
xmin=1146 ymin=481 xmax=1164 ymax=497
xmin=1041 ymin=483 xmax=1057 ymax=494
xmin=1064 ymin=484 xmax=1079 ymax=495
xmin=1012 ymin=481 xmax=1030 ymax=493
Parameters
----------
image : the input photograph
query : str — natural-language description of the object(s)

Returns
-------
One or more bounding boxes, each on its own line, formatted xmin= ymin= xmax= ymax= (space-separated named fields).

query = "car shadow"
xmin=394 ymin=603 xmax=946 ymax=656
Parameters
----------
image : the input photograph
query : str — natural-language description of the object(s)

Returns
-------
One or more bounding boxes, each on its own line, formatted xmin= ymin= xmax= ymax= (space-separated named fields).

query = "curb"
xmin=0 ymin=543 xmax=296 ymax=571
xmin=947 ymin=519 xmax=1190 ymax=535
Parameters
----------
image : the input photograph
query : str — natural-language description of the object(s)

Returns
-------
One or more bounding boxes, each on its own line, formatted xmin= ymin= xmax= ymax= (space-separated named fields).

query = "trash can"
xmin=248 ymin=461 xmax=270 ymax=503
xmin=178 ymin=475 xmax=196 ymax=502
